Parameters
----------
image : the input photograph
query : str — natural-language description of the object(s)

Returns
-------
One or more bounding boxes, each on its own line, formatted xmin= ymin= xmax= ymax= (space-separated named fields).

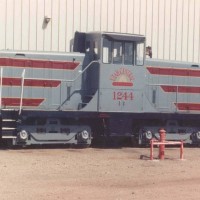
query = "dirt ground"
xmin=0 ymin=146 xmax=200 ymax=200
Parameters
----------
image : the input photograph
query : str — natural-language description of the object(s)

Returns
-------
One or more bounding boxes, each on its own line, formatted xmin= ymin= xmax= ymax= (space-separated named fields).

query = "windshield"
xmin=102 ymin=38 xmax=144 ymax=66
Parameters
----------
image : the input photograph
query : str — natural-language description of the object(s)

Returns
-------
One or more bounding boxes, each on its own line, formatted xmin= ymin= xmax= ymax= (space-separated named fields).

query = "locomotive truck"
xmin=0 ymin=31 xmax=200 ymax=147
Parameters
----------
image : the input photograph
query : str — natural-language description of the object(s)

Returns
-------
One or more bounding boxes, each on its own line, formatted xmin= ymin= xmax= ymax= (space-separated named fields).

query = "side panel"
xmin=98 ymin=64 xmax=146 ymax=113
xmin=0 ymin=51 xmax=87 ymax=111
xmin=145 ymin=59 xmax=200 ymax=114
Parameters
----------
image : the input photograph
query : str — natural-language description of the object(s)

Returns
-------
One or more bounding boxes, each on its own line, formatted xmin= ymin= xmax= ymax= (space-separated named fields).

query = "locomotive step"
xmin=2 ymin=127 xmax=17 ymax=130
xmin=1 ymin=108 xmax=16 ymax=111
xmin=2 ymin=136 xmax=17 ymax=139
xmin=2 ymin=119 xmax=16 ymax=122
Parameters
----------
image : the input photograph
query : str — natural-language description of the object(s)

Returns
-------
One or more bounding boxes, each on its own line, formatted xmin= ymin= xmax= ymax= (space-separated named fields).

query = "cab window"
xmin=136 ymin=42 xmax=144 ymax=66
xmin=103 ymin=38 xmax=112 ymax=63
xmin=102 ymin=39 xmax=124 ymax=65
xmin=93 ymin=41 xmax=99 ymax=60
xmin=124 ymin=42 xmax=133 ymax=65
xmin=102 ymin=38 xmax=144 ymax=66
xmin=113 ymin=41 xmax=122 ymax=64
xmin=86 ymin=40 xmax=100 ymax=60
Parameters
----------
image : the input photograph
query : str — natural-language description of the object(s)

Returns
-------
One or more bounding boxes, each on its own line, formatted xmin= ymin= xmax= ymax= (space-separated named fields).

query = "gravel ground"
xmin=0 ymin=146 xmax=200 ymax=200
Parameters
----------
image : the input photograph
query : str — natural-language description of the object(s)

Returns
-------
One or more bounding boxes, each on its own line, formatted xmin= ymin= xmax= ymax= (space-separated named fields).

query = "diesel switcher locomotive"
xmin=0 ymin=31 xmax=200 ymax=147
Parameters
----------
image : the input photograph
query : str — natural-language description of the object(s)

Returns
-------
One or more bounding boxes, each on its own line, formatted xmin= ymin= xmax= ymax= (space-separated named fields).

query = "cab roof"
xmin=86 ymin=31 xmax=145 ymax=42
xmin=102 ymin=32 xmax=145 ymax=42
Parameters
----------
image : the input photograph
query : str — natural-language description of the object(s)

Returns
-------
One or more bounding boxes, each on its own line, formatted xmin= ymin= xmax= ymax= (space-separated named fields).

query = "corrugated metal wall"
xmin=0 ymin=0 xmax=199 ymax=62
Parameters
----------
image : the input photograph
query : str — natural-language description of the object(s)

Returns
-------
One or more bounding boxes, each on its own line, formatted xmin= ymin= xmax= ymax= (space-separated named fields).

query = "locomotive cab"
xmin=100 ymin=32 xmax=146 ymax=142
xmin=73 ymin=31 xmax=146 ymax=66
xmin=99 ymin=32 xmax=146 ymax=112
xmin=73 ymin=31 xmax=146 ymax=112
xmin=73 ymin=31 xmax=147 ymax=143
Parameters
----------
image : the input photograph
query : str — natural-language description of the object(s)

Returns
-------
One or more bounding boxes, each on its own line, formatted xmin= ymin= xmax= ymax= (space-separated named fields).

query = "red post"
xmin=150 ymin=139 xmax=154 ymax=160
xmin=180 ymin=141 xmax=184 ymax=160
xmin=159 ymin=128 xmax=166 ymax=160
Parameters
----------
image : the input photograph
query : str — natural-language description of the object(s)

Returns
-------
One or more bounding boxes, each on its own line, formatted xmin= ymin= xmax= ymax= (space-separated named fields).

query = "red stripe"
xmin=0 ymin=58 xmax=80 ymax=70
xmin=2 ymin=98 xmax=44 ymax=107
xmin=112 ymin=82 xmax=133 ymax=86
xmin=175 ymin=103 xmax=200 ymax=111
xmin=1 ymin=77 xmax=61 ymax=87
xmin=147 ymin=66 xmax=200 ymax=77
xmin=161 ymin=85 xmax=200 ymax=93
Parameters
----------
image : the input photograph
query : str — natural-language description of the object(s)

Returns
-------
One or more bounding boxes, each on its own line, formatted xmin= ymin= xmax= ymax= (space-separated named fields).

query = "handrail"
xmin=19 ymin=69 xmax=25 ymax=115
xmin=57 ymin=60 xmax=99 ymax=110
xmin=66 ymin=60 xmax=99 ymax=83
xmin=16 ymin=60 xmax=99 ymax=84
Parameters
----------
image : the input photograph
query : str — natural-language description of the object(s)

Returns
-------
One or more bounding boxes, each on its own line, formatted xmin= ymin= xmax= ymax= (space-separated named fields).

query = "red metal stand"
xmin=150 ymin=140 xmax=184 ymax=161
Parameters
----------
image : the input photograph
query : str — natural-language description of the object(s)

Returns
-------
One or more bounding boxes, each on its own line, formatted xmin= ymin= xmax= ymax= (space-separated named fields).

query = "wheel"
xmin=19 ymin=130 xmax=28 ymax=140
xmin=81 ymin=130 xmax=89 ymax=140
xmin=196 ymin=131 xmax=200 ymax=140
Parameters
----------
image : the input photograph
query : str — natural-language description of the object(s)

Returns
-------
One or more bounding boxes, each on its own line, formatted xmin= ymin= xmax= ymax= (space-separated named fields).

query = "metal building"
xmin=0 ymin=0 xmax=199 ymax=62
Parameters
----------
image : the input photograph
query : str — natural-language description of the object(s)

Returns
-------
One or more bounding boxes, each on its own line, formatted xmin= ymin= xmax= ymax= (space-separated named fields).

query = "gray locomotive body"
xmin=137 ymin=59 xmax=200 ymax=145
xmin=0 ymin=31 xmax=200 ymax=147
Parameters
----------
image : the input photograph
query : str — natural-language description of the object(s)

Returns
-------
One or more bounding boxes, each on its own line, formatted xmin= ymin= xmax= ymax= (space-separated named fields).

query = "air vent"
xmin=191 ymin=65 xmax=199 ymax=68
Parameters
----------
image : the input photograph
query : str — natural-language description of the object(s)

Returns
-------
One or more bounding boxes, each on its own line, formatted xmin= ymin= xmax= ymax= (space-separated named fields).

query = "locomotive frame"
xmin=0 ymin=31 xmax=200 ymax=147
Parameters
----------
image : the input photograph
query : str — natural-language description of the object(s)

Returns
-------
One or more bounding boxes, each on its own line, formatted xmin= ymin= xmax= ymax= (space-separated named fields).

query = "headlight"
xmin=145 ymin=131 xmax=153 ymax=140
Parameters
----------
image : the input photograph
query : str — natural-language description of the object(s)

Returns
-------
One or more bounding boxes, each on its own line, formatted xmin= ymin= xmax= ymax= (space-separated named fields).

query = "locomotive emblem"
xmin=110 ymin=67 xmax=134 ymax=87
